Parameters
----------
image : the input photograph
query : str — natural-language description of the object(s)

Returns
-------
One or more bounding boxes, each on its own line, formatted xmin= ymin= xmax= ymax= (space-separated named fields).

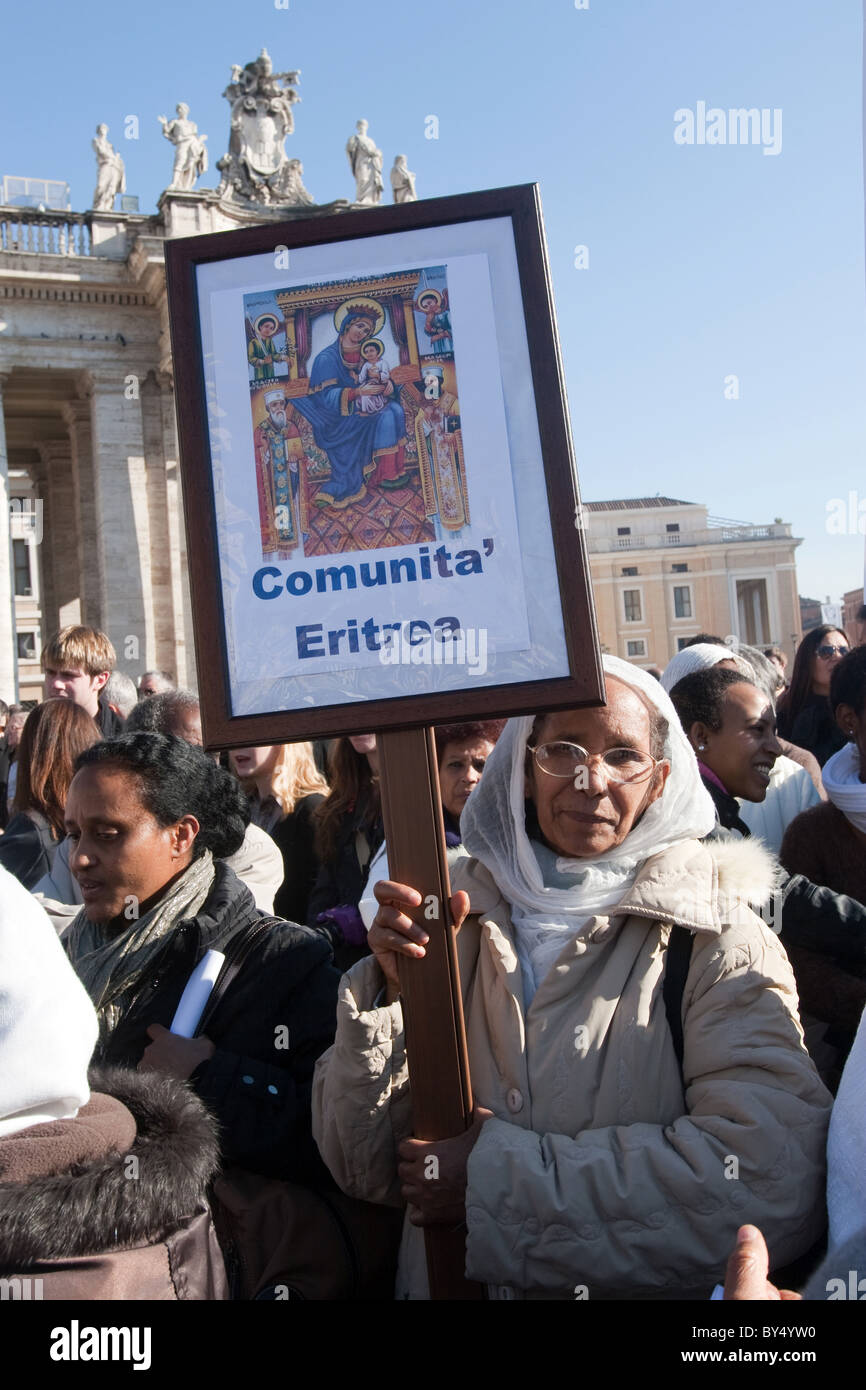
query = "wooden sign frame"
xmin=164 ymin=184 xmax=603 ymax=746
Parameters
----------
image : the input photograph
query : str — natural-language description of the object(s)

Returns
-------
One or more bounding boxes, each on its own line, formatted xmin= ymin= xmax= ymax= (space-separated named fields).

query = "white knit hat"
xmin=0 ymin=866 xmax=98 ymax=1137
xmin=660 ymin=643 xmax=735 ymax=693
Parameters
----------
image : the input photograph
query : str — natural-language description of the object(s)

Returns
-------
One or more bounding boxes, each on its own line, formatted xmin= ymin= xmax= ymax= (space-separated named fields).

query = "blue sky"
xmin=2 ymin=0 xmax=864 ymax=601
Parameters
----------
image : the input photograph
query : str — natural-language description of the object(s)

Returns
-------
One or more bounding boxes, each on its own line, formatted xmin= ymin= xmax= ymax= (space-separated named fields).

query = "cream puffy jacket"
xmin=312 ymin=836 xmax=831 ymax=1299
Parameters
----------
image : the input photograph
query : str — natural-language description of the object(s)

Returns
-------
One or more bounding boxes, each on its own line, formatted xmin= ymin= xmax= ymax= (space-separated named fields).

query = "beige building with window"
xmin=585 ymin=497 xmax=803 ymax=669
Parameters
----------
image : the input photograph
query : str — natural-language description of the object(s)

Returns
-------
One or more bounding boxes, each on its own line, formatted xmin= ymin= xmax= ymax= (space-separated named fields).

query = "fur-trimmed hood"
xmin=0 ymin=1066 xmax=220 ymax=1264
xmin=594 ymin=834 xmax=781 ymax=935
xmin=452 ymin=834 xmax=781 ymax=938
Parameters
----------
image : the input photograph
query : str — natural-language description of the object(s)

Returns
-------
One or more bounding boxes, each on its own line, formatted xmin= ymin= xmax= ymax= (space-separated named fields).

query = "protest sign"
xmin=165 ymin=184 xmax=601 ymax=745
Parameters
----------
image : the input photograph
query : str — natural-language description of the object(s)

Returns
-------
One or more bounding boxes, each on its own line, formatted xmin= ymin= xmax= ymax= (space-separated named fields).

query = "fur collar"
xmin=610 ymin=835 xmax=780 ymax=934
xmin=453 ymin=835 xmax=781 ymax=938
xmin=0 ymin=1066 xmax=220 ymax=1264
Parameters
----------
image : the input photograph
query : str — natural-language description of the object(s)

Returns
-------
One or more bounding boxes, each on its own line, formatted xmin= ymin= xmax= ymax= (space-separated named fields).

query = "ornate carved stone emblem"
xmin=216 ymin=48 xmax=314 ymax=207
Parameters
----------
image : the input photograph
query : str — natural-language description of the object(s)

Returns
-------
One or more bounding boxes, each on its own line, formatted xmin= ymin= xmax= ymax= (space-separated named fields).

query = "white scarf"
xmin=821 ymin=741 xmax=866 ymax=834
xmin=460 ymin=656 xmax=717 ymax=996
xmin=0 ymin=867 xmax=98 ymax=1137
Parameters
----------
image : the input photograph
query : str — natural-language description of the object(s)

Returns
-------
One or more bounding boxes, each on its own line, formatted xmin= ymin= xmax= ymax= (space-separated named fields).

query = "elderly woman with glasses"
xmin=777 ymin=625 xmax=851 ymax=766
xmin=313 ymin=657 xmax=831 ymax=1300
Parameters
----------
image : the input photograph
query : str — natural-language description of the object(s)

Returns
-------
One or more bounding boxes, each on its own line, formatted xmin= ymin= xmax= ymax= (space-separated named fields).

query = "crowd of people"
xmin=1 ymin=619 xmax=865 ymax=1302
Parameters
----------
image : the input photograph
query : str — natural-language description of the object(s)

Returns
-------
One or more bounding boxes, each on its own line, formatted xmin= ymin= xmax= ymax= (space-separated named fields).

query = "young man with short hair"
xmin=41 ymin=626 xmax=125 ymax=737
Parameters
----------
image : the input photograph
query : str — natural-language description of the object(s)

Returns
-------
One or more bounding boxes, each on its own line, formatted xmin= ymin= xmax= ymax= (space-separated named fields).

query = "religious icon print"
xmin=244 ymin=266 xmax=470 ymax=561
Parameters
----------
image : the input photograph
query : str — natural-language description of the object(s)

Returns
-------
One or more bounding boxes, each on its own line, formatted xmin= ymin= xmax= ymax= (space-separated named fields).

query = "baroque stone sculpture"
xmin=390 ymin=154 xmax=417 ymax=203
xmin=215 ymin=48 xmax=313 ymax=206
xmin=346 ymin=120 xmax=384 ymax=205
xmin=92 ymin=125 xmax=126 ymax=212
xmin=158 ymin=104 xmax=209 ymax=191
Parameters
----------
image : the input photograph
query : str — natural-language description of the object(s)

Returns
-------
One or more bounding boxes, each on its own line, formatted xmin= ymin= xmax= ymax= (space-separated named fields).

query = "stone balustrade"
xmin=586 ymin=522 xmax=792 ymax=553
xmin=0 ymin=207 xmax=93 ymax=256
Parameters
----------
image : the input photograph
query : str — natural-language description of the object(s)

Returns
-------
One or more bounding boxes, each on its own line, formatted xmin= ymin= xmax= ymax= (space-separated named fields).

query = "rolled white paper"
xmin=169 ymin=948 xmax=226 ymax=1038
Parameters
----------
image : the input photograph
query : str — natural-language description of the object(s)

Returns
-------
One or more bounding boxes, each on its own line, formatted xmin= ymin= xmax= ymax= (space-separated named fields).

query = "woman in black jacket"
xmin=0 ymin=699 xmax=100 ymax=889
xmin=62 ymin=734 xmax=341 ymax=1182
xmin=776 ymin=624 xmax=850 ymax=766
xmin=230 ymin=740 xmax=328 ymax=924
xmin=307 ymin=733 xmax=383 ymax=972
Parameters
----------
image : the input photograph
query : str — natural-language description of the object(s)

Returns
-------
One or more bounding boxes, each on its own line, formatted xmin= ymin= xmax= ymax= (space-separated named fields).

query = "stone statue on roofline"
xmin=92 ymin=125 xmax=126 ymax=212
xmin=215 ymin=47 xmax=313 ymax=206
xmin=390 ymin=154 xmax=417 ymax=203
xmin=346 ymin=120 xmax=383 ymax=205
xmin=158 ymin=105 xmax=209 ymax=192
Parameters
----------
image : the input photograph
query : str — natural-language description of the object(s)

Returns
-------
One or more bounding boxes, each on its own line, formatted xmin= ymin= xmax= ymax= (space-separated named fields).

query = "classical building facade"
xmin=584 ymin=497 xmax=803 ymax=668
xmin=0 ymin=49 xmax=413 ymax=699
xmin=0 ymin=202 xmax=194 ymax=700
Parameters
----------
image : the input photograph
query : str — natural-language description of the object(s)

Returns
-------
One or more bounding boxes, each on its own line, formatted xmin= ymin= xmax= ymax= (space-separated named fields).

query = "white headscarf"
xmin=0 ymin=866 xmax=98 ymax=1138
xmin=660 ymin=642 xmax=741 ymax=693
xmin=460 ymin=656 xmax=717 ymax=994
xmin=821 ymin=740 xmax=866 ymax=834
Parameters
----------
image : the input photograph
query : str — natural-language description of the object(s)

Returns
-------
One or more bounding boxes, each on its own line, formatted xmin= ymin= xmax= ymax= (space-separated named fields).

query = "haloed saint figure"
xmin=290 ymin=299 xmax=408 ymax=508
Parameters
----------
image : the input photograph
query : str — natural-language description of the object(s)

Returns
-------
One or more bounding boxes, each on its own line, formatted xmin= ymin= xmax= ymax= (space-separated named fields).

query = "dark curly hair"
xmin=670 ymin=667 xmax=759 ymax=736
xmin=74 ymin=733 xmax=249 ymax=860
xmin=433 ymin=721 xmax=507 ymax=765
xmin=830 ymin=644 xmax=866 ymax=718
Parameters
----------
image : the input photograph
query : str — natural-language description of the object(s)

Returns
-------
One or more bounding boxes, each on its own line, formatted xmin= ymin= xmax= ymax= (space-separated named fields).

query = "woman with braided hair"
xmin=63 ymin=734 xmax=340 ymax=1182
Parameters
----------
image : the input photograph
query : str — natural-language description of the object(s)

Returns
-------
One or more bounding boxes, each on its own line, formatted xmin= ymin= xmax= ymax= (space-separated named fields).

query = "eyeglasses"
xmin=817 ymin=644 xmax=849 ymax=660
xmin=528 ymin=741 xmax=661 ymax=784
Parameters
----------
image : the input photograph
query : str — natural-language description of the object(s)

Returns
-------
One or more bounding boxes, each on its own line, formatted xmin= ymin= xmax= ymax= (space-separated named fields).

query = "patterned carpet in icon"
xmin=302 ymin=468 xmax=435 ymax=557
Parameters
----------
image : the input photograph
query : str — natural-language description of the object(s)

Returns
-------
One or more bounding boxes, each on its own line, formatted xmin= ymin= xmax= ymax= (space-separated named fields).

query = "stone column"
xmin=36 ymin=440 xmax=81 ymax=632
xmin=0 ymin=375 xmax=19 ymax=700
xmin=157 ymin=372 xmax=195 ymax=688
xmin=62 ymin=393 xmax=103 ymax=623
xmin=85 ymin=369 xmax=153 ymax=668
xmin=140 ymin=371 xmax=188 ymax=682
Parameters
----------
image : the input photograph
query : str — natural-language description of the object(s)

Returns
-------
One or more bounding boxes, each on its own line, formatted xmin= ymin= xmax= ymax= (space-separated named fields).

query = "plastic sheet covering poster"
xmin=196 ymin=217 xmax=569 ymax=715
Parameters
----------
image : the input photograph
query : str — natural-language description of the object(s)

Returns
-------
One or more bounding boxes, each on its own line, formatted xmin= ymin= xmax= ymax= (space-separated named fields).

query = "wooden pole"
xmin=377 ymin=727 xmax=484 ymax=1300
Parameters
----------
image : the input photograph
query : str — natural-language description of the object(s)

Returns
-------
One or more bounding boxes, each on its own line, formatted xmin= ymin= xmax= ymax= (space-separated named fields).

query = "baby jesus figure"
xmin=355 ymin=338 xmax=392 ymax=413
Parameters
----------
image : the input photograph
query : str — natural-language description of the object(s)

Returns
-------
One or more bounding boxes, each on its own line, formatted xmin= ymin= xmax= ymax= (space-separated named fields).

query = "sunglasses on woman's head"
xmin=817 ymin=644 xmax=849 ymax=660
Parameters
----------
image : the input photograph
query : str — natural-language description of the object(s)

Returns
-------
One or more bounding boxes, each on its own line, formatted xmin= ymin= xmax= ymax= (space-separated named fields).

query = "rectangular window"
xmin=12 ymin=540 xmax=31 ymax=597
xmin=736 ymin=578 xmax=770 ymax=646
xmin=673 ymin=586 xmax=692 ymax=618
xmin=666 ymin=523 xmax=680 ymax=533
xmin=672 ymin=563 xmax=688 ymax=573
xmin=677 ymin=637 xmax=692 ymax=651
xmin=626 ymin=639 xmax=646 ymax=658
xmin=623 ymin=589 xmax=641 ymax=622
xmin=617 ymin=526 xmax=631 ymax=536
xmin=16 ymin=631 xmax=36 ymax=661
xmin=621 ymin=566 xmax=638 ymax=576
